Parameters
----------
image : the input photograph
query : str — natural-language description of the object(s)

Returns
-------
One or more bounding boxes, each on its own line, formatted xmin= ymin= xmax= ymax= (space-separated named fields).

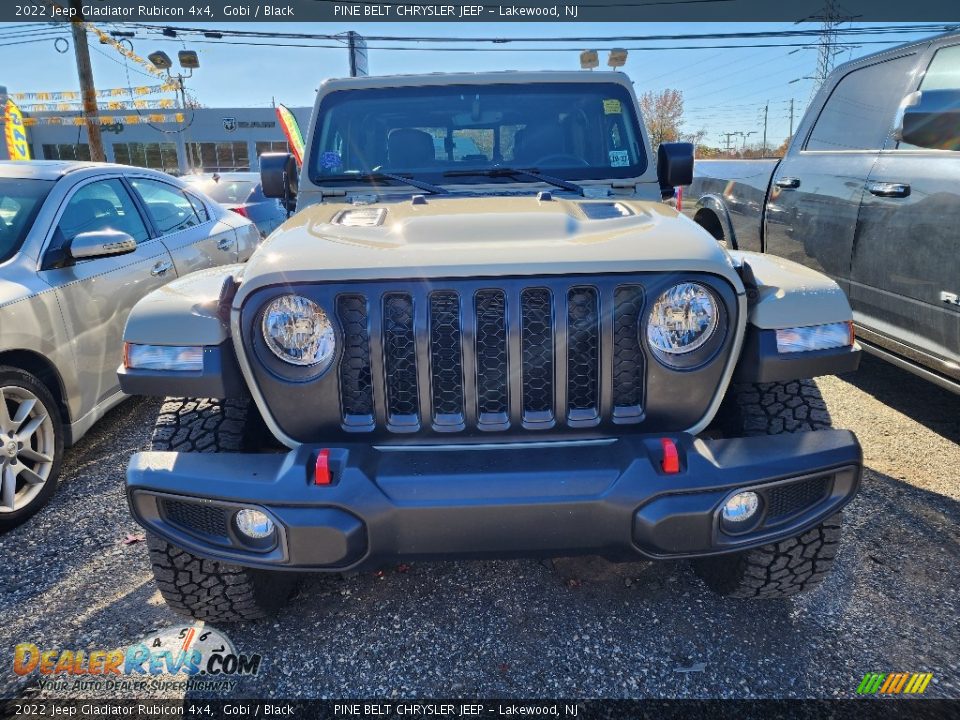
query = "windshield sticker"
xmin=609 ymin=150 xmax=630 ymax=167
xmin=603 ymin=99 xmax=622 ymax=114
xmin=320 ymin=151 xmax=343 ymax=171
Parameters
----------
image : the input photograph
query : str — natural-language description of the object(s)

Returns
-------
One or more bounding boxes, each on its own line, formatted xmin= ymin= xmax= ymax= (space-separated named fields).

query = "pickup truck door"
xmin=129 ymin=177 xmax=239 ymax=273
xmin=849 ymin=42 xmax=960 ymax=381
xmin=763 ymin=53 xmax=918 ymax=299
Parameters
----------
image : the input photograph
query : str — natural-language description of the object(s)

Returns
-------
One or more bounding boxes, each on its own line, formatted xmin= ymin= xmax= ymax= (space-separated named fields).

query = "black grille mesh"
xmin=429 ymin=291 xmax=464 ymax=419
xmin=521 ymin=288 xmax=554 ymax=418
xmin=336 ymin=295 xmax=374 ymax=419
xmin=475 ymin=289 xmax=509 ymax=417
xmin=163 ymin=499 xmax=229 ymax=538
xmin=566 ymin=287 xmax=600 ymax=413
xmin=766 ymin=477 xmax=831 ymax=521
xmin=383 ymin=293 xmax=419 ymax=418
xmin=612 ymin=286 xmax=644 ymax=411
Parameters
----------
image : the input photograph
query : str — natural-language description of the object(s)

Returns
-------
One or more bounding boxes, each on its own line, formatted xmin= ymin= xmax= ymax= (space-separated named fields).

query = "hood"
xmin=236 ymin=195 xmax=741 ymax=304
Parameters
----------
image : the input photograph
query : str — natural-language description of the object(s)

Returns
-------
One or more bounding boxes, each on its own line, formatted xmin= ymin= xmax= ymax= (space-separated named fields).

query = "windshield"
xmin=185 ymin=178 xmax=257 ymax=204
xmin=310 ymin=82 xmax=646 ymax=186
xmin=0 ymin=179 xmax=55 ymax=264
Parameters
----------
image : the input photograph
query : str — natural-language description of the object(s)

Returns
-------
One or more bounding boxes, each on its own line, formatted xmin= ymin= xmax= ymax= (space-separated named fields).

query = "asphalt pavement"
xmin=1 ymin=354 xmax=958 ymax=699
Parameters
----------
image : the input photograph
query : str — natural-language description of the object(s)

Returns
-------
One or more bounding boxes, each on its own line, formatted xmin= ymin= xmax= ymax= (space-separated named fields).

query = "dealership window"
xmin=42 ymin=144 xmax=91 ymax=161
xmin=112 ymin=142 xmax=179 ymax=172
xmin=187 ymin=141 xmax=250 ymax=172
xmin=255 ymin=141 xmax=289 ymax=164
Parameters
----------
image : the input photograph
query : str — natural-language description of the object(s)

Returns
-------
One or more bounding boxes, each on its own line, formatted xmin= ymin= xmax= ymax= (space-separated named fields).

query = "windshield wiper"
xmin=443 ymin=167 xmax=585 ymax=196
xmin=355 ymin=171 xmax=449 ymax=195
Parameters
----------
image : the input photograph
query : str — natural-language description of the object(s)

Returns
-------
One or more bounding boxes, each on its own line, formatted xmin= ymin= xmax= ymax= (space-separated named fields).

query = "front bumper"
xmin=126 ymin=430 xmax=861 ymax=571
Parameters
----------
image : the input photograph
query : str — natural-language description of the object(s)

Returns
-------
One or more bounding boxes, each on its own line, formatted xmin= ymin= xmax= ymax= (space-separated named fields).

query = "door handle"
xmin=775 ymin=177 xmax=801 ymax=189
xmin=217 ymin=237 xmax=234 ymax=251
xmin=867 ymin=181 xmax=910 ymax=198
xmin=150 ymin=260 xmax=172 ymax=277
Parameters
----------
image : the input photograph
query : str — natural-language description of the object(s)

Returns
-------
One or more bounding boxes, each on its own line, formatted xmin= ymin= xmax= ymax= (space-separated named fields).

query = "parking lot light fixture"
xmin=147 ymin=51 xmax=172 ymax=71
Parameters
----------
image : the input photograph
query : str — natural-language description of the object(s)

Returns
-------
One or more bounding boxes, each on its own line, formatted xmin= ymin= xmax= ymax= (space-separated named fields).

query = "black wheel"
xmin=0 ymin=366 xmax=64 ymax=533
xmin=694 ymin=379 xmax=842 ymax=598
xmin=146 ymin=397 xmax=297 ymax=622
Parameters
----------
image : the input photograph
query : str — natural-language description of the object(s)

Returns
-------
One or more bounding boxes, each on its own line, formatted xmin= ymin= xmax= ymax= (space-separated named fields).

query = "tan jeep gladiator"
xmin=118 ymin=71 xmax=863 ymax=622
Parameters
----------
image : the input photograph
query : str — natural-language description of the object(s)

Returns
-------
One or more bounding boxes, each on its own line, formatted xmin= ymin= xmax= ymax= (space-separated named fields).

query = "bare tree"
xmin=639 ymin=89 xmax=684 ymax=147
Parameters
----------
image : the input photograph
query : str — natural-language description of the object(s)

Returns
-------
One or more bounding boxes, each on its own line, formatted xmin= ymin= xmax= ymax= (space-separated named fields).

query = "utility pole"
xmin=68 ymin=0 xmax=105 ymax=162
xmin=762 ymin=102 xmax=769 ymax=157
xmin=788 ymin=98 xmax=795 ymax=138
xmin=722 ymin=132 xmax=739 ymax=156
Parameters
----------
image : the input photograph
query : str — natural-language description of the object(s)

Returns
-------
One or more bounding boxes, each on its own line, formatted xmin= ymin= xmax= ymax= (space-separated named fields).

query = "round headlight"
xmin=646 ymin=283 xmax=719 ymax=359
xmin=261 ymin=295 xmax=336 ymax=368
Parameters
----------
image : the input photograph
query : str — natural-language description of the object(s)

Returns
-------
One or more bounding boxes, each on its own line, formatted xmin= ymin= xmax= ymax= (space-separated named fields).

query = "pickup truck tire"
xmin=146 ymin=397 xmax=297 ymax=622
xmin=694 ymin=379 xmax=842 ymax=598
xmin=0 ymin=367 xmax=64 ymax=533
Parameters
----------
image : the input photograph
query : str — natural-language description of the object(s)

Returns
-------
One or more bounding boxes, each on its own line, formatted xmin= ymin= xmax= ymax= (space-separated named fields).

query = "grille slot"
xmin=566 ymin=286 xmax=600 ymax=422
xmin=765 ymin=477 xmax=831 ymax=522
xmin=429 ymin=291 xmax=465 ymax=428
xmin=382 ymin=293 xmax=419 ymax=427
xmin=337 ymin=295 xmax=374 ymax=428
xmin=330 ymin=278 xmax=666 ymax=434
xmin=162 ymin=499 xmax=229 ymax=539
xmin=612 ymin=285 xmax=644 ymax=420
xmin=474 ymin=289 xmax=509 ymax=426
xmin=520 ymin=288 xmax=554 ymax=425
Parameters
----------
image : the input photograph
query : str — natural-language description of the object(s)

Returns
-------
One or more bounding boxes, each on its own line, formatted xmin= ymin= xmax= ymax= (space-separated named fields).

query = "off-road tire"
xmin=146 ymin=397 xmax=297 ymax=622
xmin=693 ymin=514 xmax=842 ymax=598
xmin=0 ymin=366 xmax=64 ymax=533
xmin=694 ymin=379 xmax=843 ymax=598
xmin=711 ymin=379 xmax=832 ymax=437
xmin=147 ymin=532 xmax=297 ymax=622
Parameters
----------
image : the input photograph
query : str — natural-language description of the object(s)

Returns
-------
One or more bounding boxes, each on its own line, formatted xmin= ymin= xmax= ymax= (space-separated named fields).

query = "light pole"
xmin=148 ymin=50 xmax=199 ymax=175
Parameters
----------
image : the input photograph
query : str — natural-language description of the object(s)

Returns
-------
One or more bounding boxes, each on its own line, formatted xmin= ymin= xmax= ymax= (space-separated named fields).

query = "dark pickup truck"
xmin=686 ymin=31 xmax=960 ymax=393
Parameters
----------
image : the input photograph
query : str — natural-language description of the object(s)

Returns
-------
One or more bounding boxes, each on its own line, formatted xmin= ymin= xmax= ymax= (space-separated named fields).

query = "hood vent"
xmin=333 ymin=208 xmax=387 ymax=227
xmin=579 ymin=202 xmax=634 ymax=220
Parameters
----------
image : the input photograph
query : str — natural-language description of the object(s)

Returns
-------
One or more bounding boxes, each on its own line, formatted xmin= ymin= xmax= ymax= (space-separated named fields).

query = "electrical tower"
xmin=807 ymin=0 xmax=857 ymax=101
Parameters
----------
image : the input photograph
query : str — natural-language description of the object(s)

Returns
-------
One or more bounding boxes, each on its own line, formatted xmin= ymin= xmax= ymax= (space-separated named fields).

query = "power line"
xmin=121 ymin=21 xmax=954 ymax=44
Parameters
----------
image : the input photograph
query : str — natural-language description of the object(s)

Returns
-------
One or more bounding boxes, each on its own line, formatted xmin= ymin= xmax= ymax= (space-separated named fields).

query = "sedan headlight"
xmin=261 ymin=295 xmax=336 ymax=369
xmin=646 ymin=282 xmax=721 ymax=366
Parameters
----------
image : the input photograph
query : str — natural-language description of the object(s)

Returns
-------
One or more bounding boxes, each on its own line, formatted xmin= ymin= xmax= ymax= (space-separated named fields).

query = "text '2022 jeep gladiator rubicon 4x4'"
xmin=118 ymin=71 xmax=863 ymax=622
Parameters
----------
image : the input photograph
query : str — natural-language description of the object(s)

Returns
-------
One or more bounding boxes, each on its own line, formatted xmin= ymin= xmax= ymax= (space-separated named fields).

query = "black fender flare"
xmin=693 ymin=194 xmax=738 ymax=250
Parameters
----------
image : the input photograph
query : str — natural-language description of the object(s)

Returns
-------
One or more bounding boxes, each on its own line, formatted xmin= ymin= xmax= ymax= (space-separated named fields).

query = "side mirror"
xmin=898 ymin=89 xmax=960 ymax=151
xmin=68 ymin=230 xmax=137 ymax=260
xmin=260 ymin=152 xmax=299 ymax=213
xmin=657 ymin=142 xmax=694 ymax=193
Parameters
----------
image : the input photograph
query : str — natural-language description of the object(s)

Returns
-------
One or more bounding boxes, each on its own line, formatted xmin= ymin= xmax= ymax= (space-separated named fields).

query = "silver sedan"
xmin=0 ymin=161 xmax=260 ymax=530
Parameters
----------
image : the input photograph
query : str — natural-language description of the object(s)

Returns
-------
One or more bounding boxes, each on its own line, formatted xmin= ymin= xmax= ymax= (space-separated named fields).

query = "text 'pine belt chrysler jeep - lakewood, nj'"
xmin=118 ymin=71 xmax=864 ymax=622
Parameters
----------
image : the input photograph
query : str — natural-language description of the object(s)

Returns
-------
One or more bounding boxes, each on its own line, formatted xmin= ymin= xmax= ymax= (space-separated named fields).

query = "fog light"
xmin=721 ymin=491 xmax=759 ymax=524
xmin=235 ymin=509 xmax=275 ymax=539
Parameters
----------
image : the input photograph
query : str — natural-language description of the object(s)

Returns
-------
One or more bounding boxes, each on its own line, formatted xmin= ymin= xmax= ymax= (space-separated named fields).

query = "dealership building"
xmin=14 ymin=106 xmax=312 ymax=173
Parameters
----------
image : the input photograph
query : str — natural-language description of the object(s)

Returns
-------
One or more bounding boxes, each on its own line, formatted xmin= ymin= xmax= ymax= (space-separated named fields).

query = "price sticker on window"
xmin=603 ymin=99 xmax=622 ymax=114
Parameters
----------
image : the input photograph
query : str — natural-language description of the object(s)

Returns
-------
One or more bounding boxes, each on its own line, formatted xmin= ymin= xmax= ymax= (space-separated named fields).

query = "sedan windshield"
xmin=310 ymin=82 xmax=646 ymax=187
xmin=0 ymin=179 xmax=55 ymax=264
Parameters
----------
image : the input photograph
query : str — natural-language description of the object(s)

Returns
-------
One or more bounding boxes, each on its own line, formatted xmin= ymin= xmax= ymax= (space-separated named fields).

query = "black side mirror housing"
xmin=260 ymin=152 xmax=299 ymax=212
xmin=657 ymin=142 xmax=694 ymax=191
xmin=899 ymin=89 xmax=960 ymax=151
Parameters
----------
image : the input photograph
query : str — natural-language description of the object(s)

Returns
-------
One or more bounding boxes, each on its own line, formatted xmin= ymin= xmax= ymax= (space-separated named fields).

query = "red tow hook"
xmin=314 ymin=449 xmax=332 ymax=485
xmin=660 ymin=438 xmax=680 ymax=474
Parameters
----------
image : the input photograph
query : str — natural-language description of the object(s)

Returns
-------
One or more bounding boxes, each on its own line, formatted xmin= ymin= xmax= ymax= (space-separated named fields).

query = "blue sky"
xmin=0 ymin=21 xmax=944 ymax=148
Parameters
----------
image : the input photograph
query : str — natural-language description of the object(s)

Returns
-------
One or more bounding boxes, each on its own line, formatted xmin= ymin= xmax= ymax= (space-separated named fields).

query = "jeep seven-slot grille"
xmin=335 ymin=282 xmax=647 ymax=433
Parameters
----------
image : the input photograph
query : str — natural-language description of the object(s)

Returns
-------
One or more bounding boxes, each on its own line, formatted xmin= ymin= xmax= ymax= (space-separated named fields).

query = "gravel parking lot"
xmin=2 ymin=355 xmax=958 ymax=700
